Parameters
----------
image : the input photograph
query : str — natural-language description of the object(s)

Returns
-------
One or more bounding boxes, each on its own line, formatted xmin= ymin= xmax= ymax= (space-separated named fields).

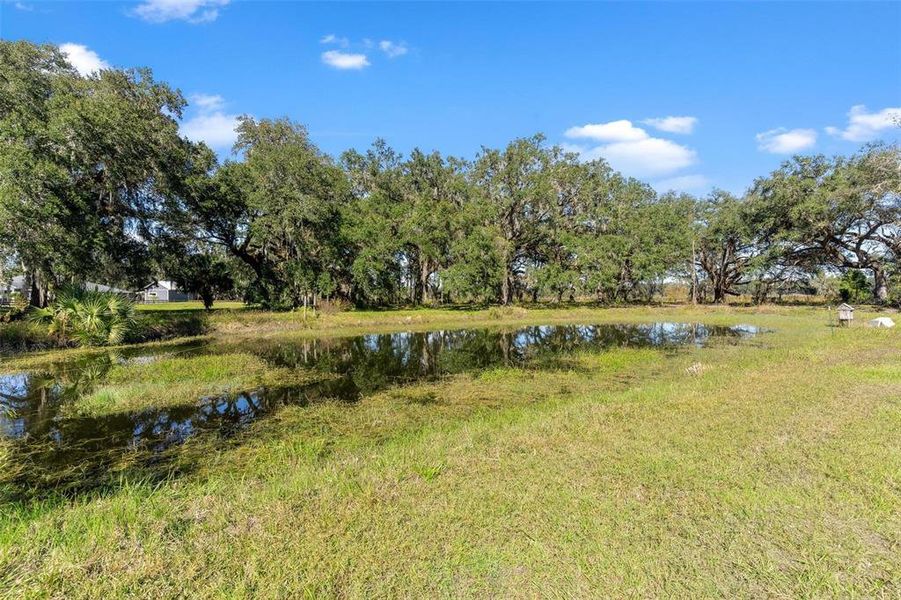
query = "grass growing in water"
xmin=70 ymin=353 xmax=312 ymax=417
xmin=0 ymin=306 xmax=898 ymax=597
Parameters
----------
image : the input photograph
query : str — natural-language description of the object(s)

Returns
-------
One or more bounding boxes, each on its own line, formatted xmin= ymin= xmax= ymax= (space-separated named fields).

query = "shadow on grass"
xmin=132 ymin=310 xmax=211 ymax=343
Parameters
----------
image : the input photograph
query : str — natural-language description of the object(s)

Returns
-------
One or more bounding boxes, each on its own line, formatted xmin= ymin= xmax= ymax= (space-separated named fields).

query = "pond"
xmin=0 ymin=322 xmax=762 ymax=497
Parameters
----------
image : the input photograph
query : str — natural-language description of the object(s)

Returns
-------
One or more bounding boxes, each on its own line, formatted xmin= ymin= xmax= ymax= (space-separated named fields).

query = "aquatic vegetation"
xmin=71 ymin=353 xmax=300 ymax=417
xmin=0 ymin=320 xmax=759 ymax=498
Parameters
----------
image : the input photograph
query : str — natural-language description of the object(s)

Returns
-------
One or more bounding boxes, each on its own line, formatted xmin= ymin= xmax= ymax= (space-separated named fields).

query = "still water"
xmin=0 ymin=322 xmax=760 ymax=496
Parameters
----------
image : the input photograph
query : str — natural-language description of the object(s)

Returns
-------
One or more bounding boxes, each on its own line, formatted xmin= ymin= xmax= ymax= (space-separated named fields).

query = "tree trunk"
xmin=27 ymin=270 xmax=48 ymax=308
xmin=690 ymin=238 xmax=698 ymax=305
xmin=873 ymin=266 xmax=889 ymax=302
xmin=500 ymin=268 xmax=511 ymax=305
xmin=712 ymin=280 xmax=725 ymax=304
xmin=23 ymin=270 xmax=34 ymax=305
xmin=420 ymin=259 xmax=430 ymax=305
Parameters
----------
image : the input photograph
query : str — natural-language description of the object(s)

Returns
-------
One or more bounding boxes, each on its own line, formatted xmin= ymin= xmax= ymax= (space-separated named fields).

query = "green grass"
xmin=69 ymin=353 xmax=311 ymax=417
xmin=136 ymin=300 xmax=248 ymax=312
xmin=0 ymin=305 xmax=898 ymax=597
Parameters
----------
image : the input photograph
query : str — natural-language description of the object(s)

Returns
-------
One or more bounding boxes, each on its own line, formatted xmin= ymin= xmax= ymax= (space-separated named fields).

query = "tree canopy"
xmin=2 ymin=40 xmax=899 ymax=309
xmin=0 ymin=41 xmax=196 ymax=305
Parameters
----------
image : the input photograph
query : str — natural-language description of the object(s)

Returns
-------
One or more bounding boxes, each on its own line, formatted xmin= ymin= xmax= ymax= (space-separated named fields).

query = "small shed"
xmin=837 ymin=303 xmax=854 ymax=326
xmin=142 ymin=280 xmax=193 ymax=303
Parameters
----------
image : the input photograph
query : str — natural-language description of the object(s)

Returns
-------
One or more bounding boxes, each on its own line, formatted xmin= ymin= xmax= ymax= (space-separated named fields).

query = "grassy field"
xmin=136 ymin=300 xmax=248 ymax=312
xmin=0 ymin=305 xmax=899 ymax=597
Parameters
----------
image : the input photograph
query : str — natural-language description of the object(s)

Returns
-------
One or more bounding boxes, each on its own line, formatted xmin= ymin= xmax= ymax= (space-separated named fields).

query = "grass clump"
xmin=70 ymin=353 xmax=304 ymax=417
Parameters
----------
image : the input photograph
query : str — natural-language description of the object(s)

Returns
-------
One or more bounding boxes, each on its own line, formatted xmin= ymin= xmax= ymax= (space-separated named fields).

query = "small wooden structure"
xmin=837 ymin=303 xmax=854 ymax=326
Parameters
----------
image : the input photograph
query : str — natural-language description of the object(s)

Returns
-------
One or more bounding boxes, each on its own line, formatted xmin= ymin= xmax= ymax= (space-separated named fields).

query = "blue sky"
xmin=2 ymin=1 xmax=899 ymax=194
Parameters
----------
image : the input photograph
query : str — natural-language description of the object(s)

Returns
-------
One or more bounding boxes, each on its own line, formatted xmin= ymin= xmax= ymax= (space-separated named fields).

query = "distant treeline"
xmin=2 ymin=41 xmax=899 ymax=309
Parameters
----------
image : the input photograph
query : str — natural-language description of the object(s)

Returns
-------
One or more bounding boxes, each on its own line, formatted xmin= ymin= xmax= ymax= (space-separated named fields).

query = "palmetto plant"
xmin=29 ymin=288 xmax=136 ymax=347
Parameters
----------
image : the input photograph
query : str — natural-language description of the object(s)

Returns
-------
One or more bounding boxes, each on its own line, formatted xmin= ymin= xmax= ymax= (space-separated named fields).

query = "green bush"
xmin=838 ymin=270 xmax=871 ymax=304
xmin=29 ymin=287 xmax=136 ymax=347
xmin=888 ymin=273 xmax=901 ymax=309
xmin=0 ymin=292 xmax=29 ymax=323
xmin=0 ymin=320 xmax=54 ymax=352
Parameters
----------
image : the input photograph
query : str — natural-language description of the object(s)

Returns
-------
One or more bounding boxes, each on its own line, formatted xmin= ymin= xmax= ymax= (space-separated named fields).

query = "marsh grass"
xmin=0 ymin=306 xmax=898 ymax=597
xmin=69 ymin=353 xmax=315 ymax=417
xmin=0 ymin=320 xmax=55 ymax=353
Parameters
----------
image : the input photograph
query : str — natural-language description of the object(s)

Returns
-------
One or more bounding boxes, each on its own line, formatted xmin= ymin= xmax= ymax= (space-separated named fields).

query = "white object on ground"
xmin=867 ymin=317 xmax=895 ymax=328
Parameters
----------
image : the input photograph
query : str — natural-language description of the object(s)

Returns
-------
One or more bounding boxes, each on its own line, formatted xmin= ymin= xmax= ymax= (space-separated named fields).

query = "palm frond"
xmin=30 ymin=287 xmax=137 ymax=347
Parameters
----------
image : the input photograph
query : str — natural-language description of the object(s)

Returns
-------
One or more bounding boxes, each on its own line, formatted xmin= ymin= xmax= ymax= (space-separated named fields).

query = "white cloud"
xmin=642 ymin=116 xmax=697 ymax=135
xmin=565 ymin=119 xmax=648 ymax=142
xmin=319 ymin=36 xmax=407 ymax=66
xmin=654 ymin=174 xmax=711 ymax=193
xmin=595 ymin=138 xmax=697 ymax=177
xmin=133 ymin=0 xmax=229 ymax=24
xmin=825 ymin=105 xmax=901 ymax=142
xmin=756 ymin=128 xmax=817 ymax=154
xmin=190 ymin=93 xmax=225 ymax=112
xmin=321 ymin=50 xmax=370 ymax=70
xmin=182 ymin=113 xmax=239 ymax=148
xmin=59 ymin=43 xmax=109 ymax=76
xmin=14 ymin=2 xmax=33 ymax=11
xmin=379 ymin=40 xmax=408 ymax=58
xmin=181 ymin=93 xmax=240 ymax=149
xmin=320 ymin=34 xmax=349 ymax=47
xmin=564 ymin=119 xmax=697 ymax=177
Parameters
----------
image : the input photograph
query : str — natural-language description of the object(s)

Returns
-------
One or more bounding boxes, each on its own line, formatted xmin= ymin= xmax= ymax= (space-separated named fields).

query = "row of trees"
xmin=2 ymin=41 xmax=899 ymax=310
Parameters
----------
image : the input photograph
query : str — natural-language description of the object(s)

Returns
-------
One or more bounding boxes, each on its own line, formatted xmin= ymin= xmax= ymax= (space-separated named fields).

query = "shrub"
xmin=29 ymin=287 xmax=136 ymax=347
xmin=0 ymin=292 xmax=29 ymax=323
xmin=0 ymin=320 xmax=54 ymax=352
xmin=888 ymin=273 xmax=901 ymax=309
xmin=838 ymin=270 xmax=871 ymax=304
xmin=487 ymin=306 xmax=528 ymax=320
xmin=317 ymin=298 xmax=350 ymax=315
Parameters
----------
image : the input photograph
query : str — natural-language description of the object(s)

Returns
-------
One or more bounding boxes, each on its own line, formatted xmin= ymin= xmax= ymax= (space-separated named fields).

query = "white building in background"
xmin=0 ymin=276 xmax=26 ymax=304
xmin=142 ymin=280 xmax=194 ymax=303
xmin=1 ymin=277 xmax=138 ymax=305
